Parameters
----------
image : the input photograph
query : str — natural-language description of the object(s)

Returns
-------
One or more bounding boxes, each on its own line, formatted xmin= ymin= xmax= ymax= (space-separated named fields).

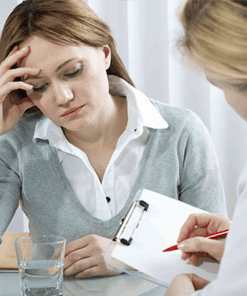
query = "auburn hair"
xmin=0 ymin=0 xmax=134 ymax=116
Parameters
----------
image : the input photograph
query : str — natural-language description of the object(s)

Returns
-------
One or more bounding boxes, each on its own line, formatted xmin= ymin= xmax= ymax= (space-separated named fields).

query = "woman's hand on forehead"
xmin=0 ymin=45 xmax=40 ymax=136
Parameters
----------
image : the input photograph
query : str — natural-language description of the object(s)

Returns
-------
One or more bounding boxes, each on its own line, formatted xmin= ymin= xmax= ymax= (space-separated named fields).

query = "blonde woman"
xmin=0 ymin=0 xmax=225 ymax=279
xmin=165 ymin=0 xmax=247 ymax=295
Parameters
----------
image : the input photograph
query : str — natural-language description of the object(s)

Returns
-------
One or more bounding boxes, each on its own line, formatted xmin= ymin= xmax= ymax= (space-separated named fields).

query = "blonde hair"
xmin=178 ymin=0 xmax=247 ymax=90
xmin=0 ymin=0 xmax=134 ymax=117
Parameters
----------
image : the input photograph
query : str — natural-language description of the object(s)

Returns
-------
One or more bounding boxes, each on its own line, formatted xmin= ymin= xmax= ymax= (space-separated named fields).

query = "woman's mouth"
xmin=61 ymin=105 xmax=84 ymax=118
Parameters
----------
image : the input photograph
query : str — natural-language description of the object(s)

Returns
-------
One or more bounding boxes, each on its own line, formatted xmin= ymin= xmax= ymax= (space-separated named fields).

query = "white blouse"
xmin=33 ymin=75 xmax=168 ymax=220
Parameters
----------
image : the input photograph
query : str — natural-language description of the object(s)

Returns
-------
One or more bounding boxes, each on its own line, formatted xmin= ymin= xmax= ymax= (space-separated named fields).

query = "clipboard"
xmin=105 ymin=189 xmax=220 ymax=288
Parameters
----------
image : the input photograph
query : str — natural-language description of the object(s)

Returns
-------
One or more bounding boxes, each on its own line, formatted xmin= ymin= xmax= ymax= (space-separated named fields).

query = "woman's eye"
xmin=31 ymin=64 xmax=83 ymax=92
xmin=33 ymin=83 xmax=49 ymax=93
xmin=64 ymin=64 xmax=83 ymax=79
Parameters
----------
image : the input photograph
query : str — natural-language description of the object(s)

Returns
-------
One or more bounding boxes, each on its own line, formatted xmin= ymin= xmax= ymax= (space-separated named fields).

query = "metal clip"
xmin=114 ymin=200 xmax=149 ymax=246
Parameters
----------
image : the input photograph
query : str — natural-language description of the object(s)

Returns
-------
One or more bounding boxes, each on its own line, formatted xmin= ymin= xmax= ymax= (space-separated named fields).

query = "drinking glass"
xmin=15 ymin=235 xmax=66 ymax=296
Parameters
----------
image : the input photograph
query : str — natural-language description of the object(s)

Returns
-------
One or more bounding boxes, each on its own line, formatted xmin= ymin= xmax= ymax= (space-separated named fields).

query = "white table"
xmin=0 ymin=271 xmax=167 ymax=296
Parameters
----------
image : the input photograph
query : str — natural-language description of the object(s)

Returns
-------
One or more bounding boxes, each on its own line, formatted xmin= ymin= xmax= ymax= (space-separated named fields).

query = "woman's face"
xmin=207 ymin=77 xmax=247 ymax=121
xmin=19 ymin=36 xmax=111 ymax=133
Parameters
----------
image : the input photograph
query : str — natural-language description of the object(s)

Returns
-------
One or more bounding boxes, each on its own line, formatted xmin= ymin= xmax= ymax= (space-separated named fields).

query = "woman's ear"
xmin=102 ymin=45 xmax=111 ymax=70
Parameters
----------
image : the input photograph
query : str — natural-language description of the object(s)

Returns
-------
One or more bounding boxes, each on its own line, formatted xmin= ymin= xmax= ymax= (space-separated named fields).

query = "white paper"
xmin=111 ymin=189 xmax=219 ymax=284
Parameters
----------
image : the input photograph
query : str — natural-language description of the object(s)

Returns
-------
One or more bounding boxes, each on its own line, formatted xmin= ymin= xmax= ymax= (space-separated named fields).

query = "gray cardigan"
xmin=0 ymin=100 xmax=226 ymax=244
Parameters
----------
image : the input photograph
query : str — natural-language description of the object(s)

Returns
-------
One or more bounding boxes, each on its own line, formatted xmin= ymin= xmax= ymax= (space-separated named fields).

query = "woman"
xmin=165 ymin=0 xmax=247 ymax=295
xmin=0 ymin=0 xmax=225 ymax=279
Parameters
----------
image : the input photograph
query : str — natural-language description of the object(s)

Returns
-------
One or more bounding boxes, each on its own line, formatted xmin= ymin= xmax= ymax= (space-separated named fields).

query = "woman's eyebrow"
xmin=23 ymin=58 xmax=78 ymax=82
xmin=55 ymin=58 xmax=77 ymax=72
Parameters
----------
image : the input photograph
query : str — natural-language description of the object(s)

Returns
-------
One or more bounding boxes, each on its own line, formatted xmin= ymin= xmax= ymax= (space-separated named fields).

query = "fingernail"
xmin=178 ymin=242 xmax=188 ymax=250
xmin=21 ymin=46 xmax=29 ymax=51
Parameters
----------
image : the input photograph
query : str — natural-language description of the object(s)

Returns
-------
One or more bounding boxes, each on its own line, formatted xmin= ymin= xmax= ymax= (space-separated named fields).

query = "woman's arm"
xmin=164 ymin=164 xmax=247 ymax=296
xmin=0 ymin=147 xmax=21 ymax=244
xmin=178 ymin=112 xmax=226 ymax=213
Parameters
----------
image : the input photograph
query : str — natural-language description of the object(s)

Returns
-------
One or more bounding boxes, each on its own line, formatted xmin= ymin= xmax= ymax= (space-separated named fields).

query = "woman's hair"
xmin=0 ymin=0 xmax=134 ymax=117
xmin=177 ymin=0 xmax=247 ymax=91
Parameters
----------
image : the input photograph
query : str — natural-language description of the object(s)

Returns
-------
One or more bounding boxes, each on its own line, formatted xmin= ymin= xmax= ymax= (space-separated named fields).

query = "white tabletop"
xmin=0 ymin=271 xmax=167 ymax=296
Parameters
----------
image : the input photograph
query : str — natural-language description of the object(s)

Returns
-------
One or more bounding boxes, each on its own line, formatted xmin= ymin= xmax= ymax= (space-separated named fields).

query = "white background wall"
xmin=1 ymin=0 xmax=247 ymax=232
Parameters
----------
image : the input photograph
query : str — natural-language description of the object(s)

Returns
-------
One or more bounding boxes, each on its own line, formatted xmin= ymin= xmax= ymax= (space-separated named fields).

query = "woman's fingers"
xmin=75 ymin=265 xmax=102 ymax=279
xmin=74 ymin=264 xmax=121 ymax=279
xmin=176 ymin=214 xmax=230 ymax=265
xmin=177 ymin=214 xmax=212 ymax=243
xmin=0 ymin=46 xmax=40 ymax=136
xmin=178 ymin=237 xmax=226 ymax=262
xmin=0 ymin=67 xmax=40 ymax=87
xmin=15 ymin=97 xmax=35 ymax=113
xmin=64 ymin=251 xmax=121 ymax=278
xmin=64 ymin=246 xmax=90 ymax=270
xmin=0 ymin=45 xmax=40 ymax=100
xmin=164 ymin=273 xmax=210 ymax=295
xmin=63 ymin=235 xmax=119 ymax=278
xmin=177 ymin=213 xmax=230 ymax=243
xmin=0 ymin=46 xmax=30 ymax=75
xmin=64 ymin=256 xmax=95 ymax=277
xmin=190 ymin=274 xmax=210 ymax=290
xmin=0 ymin=81 xmax=33 ymax=98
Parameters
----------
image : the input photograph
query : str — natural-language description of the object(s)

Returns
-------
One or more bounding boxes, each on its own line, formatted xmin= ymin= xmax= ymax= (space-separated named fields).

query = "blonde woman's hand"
xmin=0 ymin=45 xmax=40 ymax=136
xmin=177 ymin=213 xmax=231 ymax=264
xmin=64 ymin=234 xmax=123 ymax=279
xmin=164 ymin=274 xmax=210 ymax=296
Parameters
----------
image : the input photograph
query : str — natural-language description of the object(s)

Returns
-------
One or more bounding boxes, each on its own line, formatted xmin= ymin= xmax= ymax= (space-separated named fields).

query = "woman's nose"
xmin=53 ymin=85 xmax=74 ymax=105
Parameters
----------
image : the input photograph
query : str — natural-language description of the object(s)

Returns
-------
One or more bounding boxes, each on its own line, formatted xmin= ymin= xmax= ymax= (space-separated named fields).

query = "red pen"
xmin=162 ymin=229 xmax=229 ymax=252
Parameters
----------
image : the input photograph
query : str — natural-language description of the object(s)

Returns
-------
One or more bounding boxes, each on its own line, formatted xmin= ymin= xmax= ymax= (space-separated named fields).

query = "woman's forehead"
xmin=18 ymin=36 xmax=96 ymax=68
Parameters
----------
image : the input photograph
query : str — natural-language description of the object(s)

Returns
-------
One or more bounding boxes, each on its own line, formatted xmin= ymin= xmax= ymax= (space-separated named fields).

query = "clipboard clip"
xmin=113 ymin=200 xmax=149 ymax=246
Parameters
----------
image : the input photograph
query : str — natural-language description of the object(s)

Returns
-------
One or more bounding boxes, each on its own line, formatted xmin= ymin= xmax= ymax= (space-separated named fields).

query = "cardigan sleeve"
xmin=189 ymin=165 xmax=247 ymax=295
xmin=178 ymin=112 xmax=227 ymax=214
xmin=0 ymin=137 xmax=22 ymax=244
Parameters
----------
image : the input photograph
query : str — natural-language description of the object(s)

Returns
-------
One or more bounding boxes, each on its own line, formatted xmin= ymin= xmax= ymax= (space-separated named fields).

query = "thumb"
xmin=191 ymin=274 xmax=210 ymax=290
xmin=178 ymin=237 xmax=225 ymax=262
xmin=16 ymin=97 xmax=35 ymax=113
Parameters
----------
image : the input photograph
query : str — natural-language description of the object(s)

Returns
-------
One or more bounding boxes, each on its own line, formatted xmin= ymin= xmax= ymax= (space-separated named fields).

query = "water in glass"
xmin=19 ymin=260 xmax=63 ymax=296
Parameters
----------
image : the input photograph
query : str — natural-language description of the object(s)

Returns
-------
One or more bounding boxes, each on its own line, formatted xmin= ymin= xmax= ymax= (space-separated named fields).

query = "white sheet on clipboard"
xmin=111 ymin=189 xmax=220 ymax=284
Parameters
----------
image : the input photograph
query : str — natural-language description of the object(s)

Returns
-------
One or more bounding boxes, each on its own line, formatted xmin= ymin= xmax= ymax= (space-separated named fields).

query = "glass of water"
xmin=15 ymin=235 xmax=66 ymax=296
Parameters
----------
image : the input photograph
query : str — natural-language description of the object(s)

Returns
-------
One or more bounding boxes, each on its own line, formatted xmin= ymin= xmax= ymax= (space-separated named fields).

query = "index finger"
xmin=65 ymin=236 xmax=90 ymax=256
xmin=8 ymin=45 xmax=19 ymax=56
xmin=0 ymin=46 xmax=30 ymax=75
xmin=177 ymin=213 xmax=215 ymax=243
